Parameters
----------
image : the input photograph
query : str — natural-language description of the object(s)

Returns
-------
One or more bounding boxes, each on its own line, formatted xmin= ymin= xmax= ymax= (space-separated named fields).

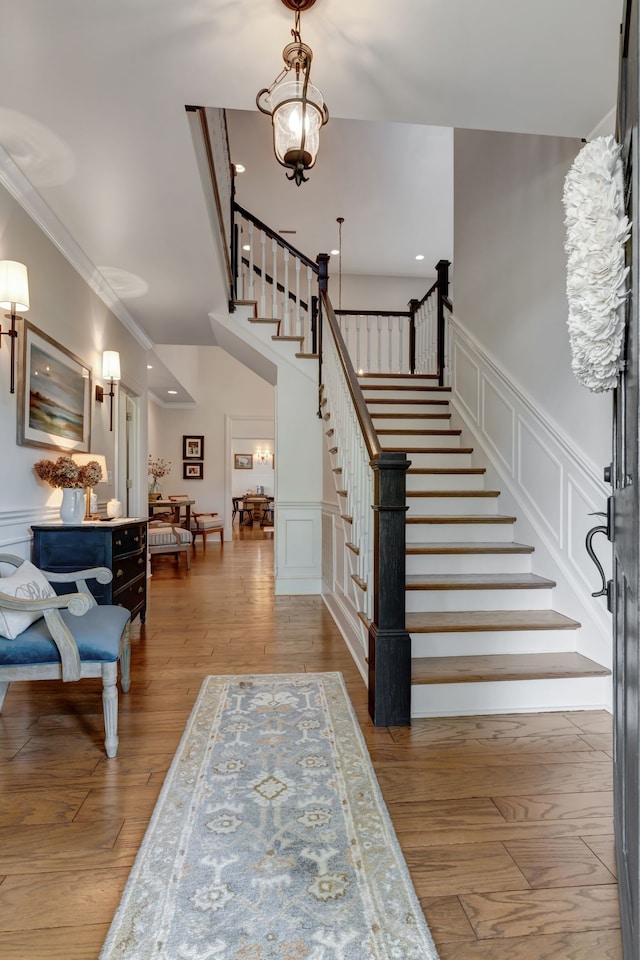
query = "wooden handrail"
xmin=335 ymin=309 xmax=411 ymax=319
xmin=234 ymin=202 xmax=319 ymax=273
xmin=321 ymin=291 xmax=381 ymax=460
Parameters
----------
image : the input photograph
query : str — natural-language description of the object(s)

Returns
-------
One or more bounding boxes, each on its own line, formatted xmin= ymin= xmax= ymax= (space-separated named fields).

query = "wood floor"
xmin=0 ymin=530 xmax=621 ymax=959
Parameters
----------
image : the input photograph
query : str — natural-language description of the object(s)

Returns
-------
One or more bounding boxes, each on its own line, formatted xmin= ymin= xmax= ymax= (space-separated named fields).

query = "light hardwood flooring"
xmin=0 ymin=529 xmax=622 ymax=959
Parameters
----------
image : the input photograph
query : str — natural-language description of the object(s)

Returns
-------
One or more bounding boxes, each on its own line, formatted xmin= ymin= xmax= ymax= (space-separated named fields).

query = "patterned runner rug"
xmin=100 ymin=673 xmax=439 ymax=960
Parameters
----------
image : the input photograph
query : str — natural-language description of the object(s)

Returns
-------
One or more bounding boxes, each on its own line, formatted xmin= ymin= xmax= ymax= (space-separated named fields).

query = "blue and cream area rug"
xmin=100 ymin=673 xmax=439 ymax=960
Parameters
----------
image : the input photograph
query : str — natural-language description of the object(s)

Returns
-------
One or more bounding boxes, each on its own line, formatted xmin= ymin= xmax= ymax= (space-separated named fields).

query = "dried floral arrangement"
xmin=34 ymin=456 xmax=103 ymax=489
xmin=148 ymin=456 xmax=171 ymax=479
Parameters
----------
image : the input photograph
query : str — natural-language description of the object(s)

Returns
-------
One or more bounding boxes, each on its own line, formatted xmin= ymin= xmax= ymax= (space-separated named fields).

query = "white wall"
xmin=453 ymin=128 xmax=611 ymax=469
xmin=336 ymin=273 xmax=436 ymax=312
xmin=232 ymin=438 xmax=275 ymax=498
xmin=148 ymin=347 xmax=274 ymax=517
xmin=0 ymin=184 xmax=148 ymax=554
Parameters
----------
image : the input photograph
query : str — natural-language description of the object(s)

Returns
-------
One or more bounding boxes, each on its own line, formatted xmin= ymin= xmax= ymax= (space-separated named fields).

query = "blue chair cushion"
xmin=0 ymin=605 xmax=131 ymax=667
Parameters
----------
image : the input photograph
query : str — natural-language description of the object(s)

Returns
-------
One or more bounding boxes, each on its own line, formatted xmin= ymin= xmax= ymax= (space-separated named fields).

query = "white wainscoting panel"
xmin=517 ymin=418 xmax=563 ymax=546
xmin=481 ymin=377 xmax=515 ymax=473
xmin=274 ymin=502 xmax=322 ymax=595
xmin=448 ymin=315 xmax=612 ymax=675
xmin=452 ymin=340 xmax=480 ymax=421
xmin=321 ymin=503 xmax=368 ymax=682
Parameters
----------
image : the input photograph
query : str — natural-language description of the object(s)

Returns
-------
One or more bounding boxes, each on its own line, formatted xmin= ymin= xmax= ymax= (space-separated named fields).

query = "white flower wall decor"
xmin=563 ymin=135 xmax=631 ymax=393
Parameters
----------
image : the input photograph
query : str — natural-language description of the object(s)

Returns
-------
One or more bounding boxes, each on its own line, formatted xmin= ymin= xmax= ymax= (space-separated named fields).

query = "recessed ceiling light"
xmin=330 ymin=249 xmax=340 ymax=256
xmin=242 ymin=244 xmax=251 ymax=251
xmin=147 ymin=364 xmax=153 ymax=369
xmin=167 ymin=390 xmax=178 ymax=395
xmin=415 ymin=254 xmax=425 ymax=261
xmin=235 ymin=163 xmax=245 ymax=173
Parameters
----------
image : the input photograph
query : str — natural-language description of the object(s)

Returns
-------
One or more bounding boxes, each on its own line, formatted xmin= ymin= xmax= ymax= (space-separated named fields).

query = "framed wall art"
xmin=183 ymin=461 xmax=203 ymax=480
xmin=17 ymin=320 xmax=92 ymax=452
xmin=234 ymin=454 xmax=253 ymax=470
xmin=183 ymin=435 xmax=204 ymax=460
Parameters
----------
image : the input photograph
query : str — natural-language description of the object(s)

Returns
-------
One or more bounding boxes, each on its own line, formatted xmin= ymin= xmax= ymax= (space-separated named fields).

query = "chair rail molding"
xmin=448 ymin=313 xmax=612 ymax=670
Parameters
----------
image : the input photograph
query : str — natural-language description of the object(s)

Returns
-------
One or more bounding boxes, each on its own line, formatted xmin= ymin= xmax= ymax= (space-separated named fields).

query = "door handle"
xmin=585 ymin=512 xmax=610 ymax=600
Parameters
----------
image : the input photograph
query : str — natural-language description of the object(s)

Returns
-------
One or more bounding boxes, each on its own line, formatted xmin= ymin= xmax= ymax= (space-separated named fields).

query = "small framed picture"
xmin=183 ymin=435 xmax=204 ymax=459
xmin=234 ymin=454 xmax=253 ymax=470
xmin=183 ymin=461 xmax=203 ymax=479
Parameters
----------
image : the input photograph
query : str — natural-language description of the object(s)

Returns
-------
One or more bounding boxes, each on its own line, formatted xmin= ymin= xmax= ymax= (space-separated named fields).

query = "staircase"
xmin=356 ymin=372 xmax=611 ymax=717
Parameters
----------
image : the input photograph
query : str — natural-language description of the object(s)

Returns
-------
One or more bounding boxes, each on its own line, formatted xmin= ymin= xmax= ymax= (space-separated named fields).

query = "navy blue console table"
xmin=31 ymin=518 xmax=148 ymax=623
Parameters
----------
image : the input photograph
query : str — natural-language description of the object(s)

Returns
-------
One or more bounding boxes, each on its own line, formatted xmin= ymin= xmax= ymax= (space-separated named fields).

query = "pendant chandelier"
xmin=256 ymin=0 xmax=329 ymax=186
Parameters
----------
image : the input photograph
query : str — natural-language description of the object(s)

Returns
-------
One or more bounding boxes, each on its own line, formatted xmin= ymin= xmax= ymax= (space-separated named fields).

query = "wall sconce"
xmin=0 ymin=260 xmax=29 ymax=394
xmin=101 ymin=350 xmax=121 ymax=431
xmin=256 ymin=449 xmax=272 ymax=465
xmin=72 ymin=453 xmax=108 ymax=519
xmin=256 ymin=0 xmax=329 ymax=186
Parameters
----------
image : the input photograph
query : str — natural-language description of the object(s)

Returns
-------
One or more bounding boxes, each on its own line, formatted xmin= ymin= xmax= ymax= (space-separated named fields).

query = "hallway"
xmin=0 ymin=535 xmax=621 ymax=959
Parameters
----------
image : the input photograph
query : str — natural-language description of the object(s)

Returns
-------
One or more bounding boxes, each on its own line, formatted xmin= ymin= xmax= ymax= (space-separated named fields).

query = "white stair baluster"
xmin=399 ymin=316 xmax=405 ymax=372
xmin=260 ymin=232 xmax=267 ymax=317
xmin=306 ymin=266 xmax=313 ymax=353
xmin=377 ymin=316 xmax=383 ymax=373
xmin=272 ymin=238 xmax=278 ymax=321
xmin=388 ymin=316 xmax=394 ymax=372
xmin=356 ymin=315 xmax=362 ymax=374
xmin=294 ymin=257 xmax=302 ymax=342
xmin=247 ymin=221 xmax=255 ymax=302
xmin=366 ymin=317 xmax=372 ymax=374
xmin=283 ymin=248 xmax=290 ymax=335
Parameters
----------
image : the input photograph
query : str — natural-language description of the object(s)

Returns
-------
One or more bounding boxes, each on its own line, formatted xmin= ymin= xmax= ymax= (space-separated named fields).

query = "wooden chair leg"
xmin=0 ymin=681 xmax=8 ymax=711
xmin=120 ymin=624 xmax=131 ymax=695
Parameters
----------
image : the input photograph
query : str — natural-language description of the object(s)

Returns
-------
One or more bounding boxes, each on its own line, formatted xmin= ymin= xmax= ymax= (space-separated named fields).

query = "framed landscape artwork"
xmin=17 ymin=320 xmax=92 ymax=452
xmin=234 ymin=454 xmax=253 ymax=470
xmin=183 ymin=435 xmax=204 ymax=459
xmin=183 ymin=461 xmax=203 ymax=479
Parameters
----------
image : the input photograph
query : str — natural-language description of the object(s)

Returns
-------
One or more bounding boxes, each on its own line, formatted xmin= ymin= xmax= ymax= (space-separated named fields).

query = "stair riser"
xmin=410 ymin=677 xmax=611 ymax=718
xmin=404 ymin=452 xmax=474 ymax=468
xmin=359 ymin=376 xmax=439 ymax=387
xmin=381 ymin=433 xmax=462 ymax=449
xmin=406 ymin=496 xmax=499 ymax=516
xmin=371 ymin=417 xmax=452 ymax=430
xmin=411 ymin=630 xmax=577 ymax=658
xmin=406 ymin=523 xmax=514 ymax=543
xmin=362 ymin=389 xmax=450 ymax=401
xmin=406 ymin=553 xmax=533 ymax=575
xmin=406 ymin=473 xmax=485 ymax=491
xmin=405 ymin=588 xmax=554 ymax=613
xmin=366 ymin=402 xmax=451 ymax=414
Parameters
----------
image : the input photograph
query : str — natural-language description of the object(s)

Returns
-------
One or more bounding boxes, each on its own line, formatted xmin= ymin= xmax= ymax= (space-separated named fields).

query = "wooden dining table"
xmin=148 ymin=498 xmax=195 ymax=530
xmin=242 ymin=495 xmax=271 ymax=525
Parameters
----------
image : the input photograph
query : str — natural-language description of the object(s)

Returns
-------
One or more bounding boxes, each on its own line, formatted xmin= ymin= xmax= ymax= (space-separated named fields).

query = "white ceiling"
xmin=0 ymin=0 xmax=622 ymax=402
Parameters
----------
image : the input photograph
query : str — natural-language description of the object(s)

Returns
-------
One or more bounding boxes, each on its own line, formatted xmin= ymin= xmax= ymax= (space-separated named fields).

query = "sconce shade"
xmin=72 ymin=452 xmax=108 ymax=482
xmin=0 ymin=261 xmax=29 ymax=311
xmin=102 ymin=350 xmax=121 ymax=382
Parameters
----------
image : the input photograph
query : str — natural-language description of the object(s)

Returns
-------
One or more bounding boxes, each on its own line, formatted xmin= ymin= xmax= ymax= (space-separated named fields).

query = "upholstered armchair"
xmin=0 ymin=554 xmax=131 ymax=757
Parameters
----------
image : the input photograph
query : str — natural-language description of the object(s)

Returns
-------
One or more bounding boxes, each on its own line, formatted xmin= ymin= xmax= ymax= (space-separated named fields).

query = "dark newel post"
xmin=316 ymin=253 xmax=329 ymax=418
xmin=311 ymin=295 xmax=318 ymax=356
xmin=408 ymin=298 xmax=419 ymax=375
xmin=369 ymin=451 xmax=411 ymax=726
xmin=436 ymin=259 xmax=451 ymax=386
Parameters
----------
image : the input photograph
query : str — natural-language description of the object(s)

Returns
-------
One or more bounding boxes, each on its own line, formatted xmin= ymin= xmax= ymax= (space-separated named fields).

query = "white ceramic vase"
xmin=107 ymin=498 xmax=123 ymax=519
xmin=60 ymin=487 xmax=85 ymax=524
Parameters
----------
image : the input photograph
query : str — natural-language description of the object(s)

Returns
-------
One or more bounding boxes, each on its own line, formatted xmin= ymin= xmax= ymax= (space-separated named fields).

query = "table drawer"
xmin=112 ymin=552 xmax=146 ymax=588
xmin=113 ymin=524 xmax=146 ymax=558
xmin=113 ymin=572 xmax=146 ymax=612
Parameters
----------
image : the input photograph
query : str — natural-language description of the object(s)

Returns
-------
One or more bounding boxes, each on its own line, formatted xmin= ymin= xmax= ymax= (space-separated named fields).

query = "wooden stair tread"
xmin=383 ymin=446 xmax=474 ymax=454
xmin=411 ymin=652 xmax=609 ymax=685
xmin=407 ymin=541 xmax=534 ymax=555
xmin=406 ymin=610 xmax=581 ymax=633
xmin=272 ymin=335 xmax=304 ymax=342
xmin=407 ymin=489 xmax=500 ymax=498
xmin=406 ymin=514 xmax=516 ymax=524
xmin=358 ymin=373 xmax=439 ymax=380
xmin=405 ymin=573 xmax=555 ymax=590
xmin=249 ymin=317 xmax=278 ymax=325
xmin=295 ymin=352 xmax=319 ymax=359
xmin=360 ymin=384 xmax=452 ymax=392
xmin=377 ymin=428 xmax=461 ymax=436
xmin=408 ymin=467 xmax=486 ymax=475
xmin=371 ymin=413 xmax=452 ymax=420
xmin=366 ymin=398 xmax=450 ymax=406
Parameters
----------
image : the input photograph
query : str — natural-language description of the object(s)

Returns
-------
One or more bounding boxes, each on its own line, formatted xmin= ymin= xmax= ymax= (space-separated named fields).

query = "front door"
xmin=613 ymin=3 xmax=640 ymax=956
